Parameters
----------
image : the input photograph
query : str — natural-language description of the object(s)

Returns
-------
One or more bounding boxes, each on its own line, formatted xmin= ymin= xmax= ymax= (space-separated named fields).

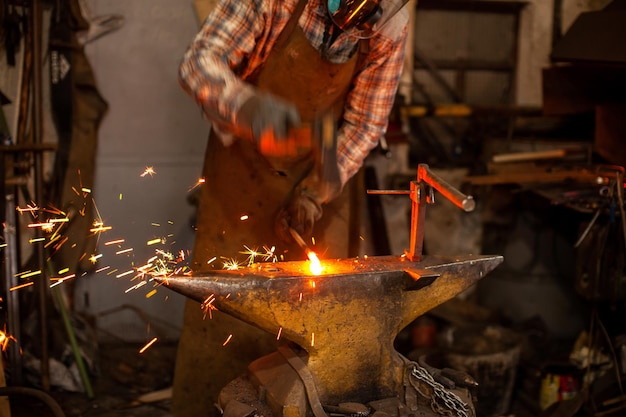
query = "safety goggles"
xmin=327 ymin=0 xmax=408 ymax=38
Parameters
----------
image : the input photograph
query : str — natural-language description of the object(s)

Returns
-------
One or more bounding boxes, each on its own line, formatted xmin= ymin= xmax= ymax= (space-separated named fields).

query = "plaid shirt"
xmin=179 ymin=0 xmax=408 ymax=185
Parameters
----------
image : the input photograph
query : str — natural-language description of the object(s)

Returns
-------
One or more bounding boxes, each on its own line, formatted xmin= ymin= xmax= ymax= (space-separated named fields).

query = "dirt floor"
xmin=8 ymin=341 xmax=177 ymax=417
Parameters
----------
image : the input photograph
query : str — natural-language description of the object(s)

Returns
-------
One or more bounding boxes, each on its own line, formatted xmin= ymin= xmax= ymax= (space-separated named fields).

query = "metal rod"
xmin=574 ymin=207 xmax=602 ymax=248
xmin=4 ymin=194 xmax=23 ymax=385
xmin=406 ymin=181 xmax=426 ymax=262
xmin=366 ymin=190 xmax=411 ymax=195
xmin=616 ymin=172 xmax=626 ymax=255
xmin=289 ymin=227 xmax=310 ymax=253
xmin=417 ymin=164 xmax=475 ymax=212
xmin=31 ymin=0 xmax=50 ymax=391
xmin=51 ymin=287 xmax=94 ymax=398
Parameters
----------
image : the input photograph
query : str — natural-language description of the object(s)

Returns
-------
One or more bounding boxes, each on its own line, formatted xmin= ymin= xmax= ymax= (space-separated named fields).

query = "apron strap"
xmin=273 ymin=0 xmax=309 ymax=51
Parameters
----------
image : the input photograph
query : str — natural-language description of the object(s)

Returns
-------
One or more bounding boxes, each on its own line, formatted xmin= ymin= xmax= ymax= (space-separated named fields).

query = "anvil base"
xmin=218 ymin=345 xmax=476 ymax=417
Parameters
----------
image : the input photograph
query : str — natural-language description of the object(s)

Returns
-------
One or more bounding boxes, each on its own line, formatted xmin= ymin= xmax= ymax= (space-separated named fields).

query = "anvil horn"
xmin=155 ymin=253 xmax=502 ymax=404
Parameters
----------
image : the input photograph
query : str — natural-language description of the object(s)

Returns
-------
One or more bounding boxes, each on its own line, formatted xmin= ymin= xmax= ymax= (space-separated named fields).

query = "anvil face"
xmin=156 ymin=254 xmax=502 ymax=404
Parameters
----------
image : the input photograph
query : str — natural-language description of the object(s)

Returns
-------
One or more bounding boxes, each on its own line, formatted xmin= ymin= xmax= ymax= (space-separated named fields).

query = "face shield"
xmin=327 ymin=0 xmax=408 ymax=39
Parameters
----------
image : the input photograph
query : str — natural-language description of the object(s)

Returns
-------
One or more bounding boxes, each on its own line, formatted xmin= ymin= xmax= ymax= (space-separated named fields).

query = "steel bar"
xmin=31 ymin=0 xmax=50 ymax=391
xmin=3 ymin=194 xmax=22 ymax=385
xmin=417 ymin=164 xmax=475 ymax=212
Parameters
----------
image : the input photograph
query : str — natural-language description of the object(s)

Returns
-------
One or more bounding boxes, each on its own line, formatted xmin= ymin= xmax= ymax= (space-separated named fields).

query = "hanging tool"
xmin=3 ymin=1 xmax=23 ymax=66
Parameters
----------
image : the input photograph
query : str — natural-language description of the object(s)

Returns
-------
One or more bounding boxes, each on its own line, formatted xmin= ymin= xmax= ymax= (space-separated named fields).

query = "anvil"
xmin=155 ymin=253 xmax=502 ymax=411
xmin=156 ymin=164 xmax=502 ymax=417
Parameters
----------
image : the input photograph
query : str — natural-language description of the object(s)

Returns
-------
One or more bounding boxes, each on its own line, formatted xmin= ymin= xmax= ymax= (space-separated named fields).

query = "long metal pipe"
xmin=417 ymin=164 xmax=475 ymax=212
xmin=4 ymin=194 xmax=22 ymax=385
xmin=31 ymin=0 xmax=50 ymax=391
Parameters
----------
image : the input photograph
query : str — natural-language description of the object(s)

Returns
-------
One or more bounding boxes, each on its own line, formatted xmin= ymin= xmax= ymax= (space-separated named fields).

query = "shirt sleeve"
xmin=336 ymin=23 xmax=409 ymax=185
xmin=178 ymin=0 xmax=267 ymax=138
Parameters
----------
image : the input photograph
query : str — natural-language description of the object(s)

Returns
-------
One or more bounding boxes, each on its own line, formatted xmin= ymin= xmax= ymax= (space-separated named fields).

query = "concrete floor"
xmin=9 ymin=342 xmax=177 ymax=417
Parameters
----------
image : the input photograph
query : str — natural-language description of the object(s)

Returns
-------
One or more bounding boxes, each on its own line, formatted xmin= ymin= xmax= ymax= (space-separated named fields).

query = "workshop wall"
xmin=71 ymin=0 xmax=208 ymax=342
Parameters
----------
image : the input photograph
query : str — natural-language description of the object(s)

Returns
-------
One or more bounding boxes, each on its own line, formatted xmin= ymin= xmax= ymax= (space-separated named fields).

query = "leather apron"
xmin=173 ymin=2 xmax=361 ymax=416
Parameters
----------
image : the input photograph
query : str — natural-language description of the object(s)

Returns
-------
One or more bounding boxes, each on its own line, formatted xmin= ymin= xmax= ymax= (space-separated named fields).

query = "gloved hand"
xmin=275 ymin=187 xmax=323 ymax=243
xmin=236 ymin=91 xmax=301 ymax=156
xmin=275 ymin=170 xmax=343 ymax=243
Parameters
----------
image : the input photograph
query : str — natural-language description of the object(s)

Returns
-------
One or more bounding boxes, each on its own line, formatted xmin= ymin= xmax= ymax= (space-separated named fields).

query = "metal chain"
xmin=409 ymin=364 xmax=471 ymax=417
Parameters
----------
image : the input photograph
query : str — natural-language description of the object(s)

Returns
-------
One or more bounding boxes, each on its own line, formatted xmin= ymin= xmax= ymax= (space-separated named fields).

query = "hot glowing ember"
xmin=188 ymin=177 xmax=206 ymax=191
xmin=0 ymin=329 xmax=17 ymax=352
xmin=307 ymin=251 xmax=323 ymax=275
xmin=140 ymin=166 xmax=156 ymax=177
xmin=139 ymin=337 xmax=158 ymax=353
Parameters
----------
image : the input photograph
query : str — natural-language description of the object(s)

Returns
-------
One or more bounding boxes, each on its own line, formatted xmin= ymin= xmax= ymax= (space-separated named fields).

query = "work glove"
xmin=275 ymin=187 xmax=323 ymax=243
xmin=236 ymin=91 xmax=301 ymax=157
xmin=275 ymin=173 xmax=342 ymax=243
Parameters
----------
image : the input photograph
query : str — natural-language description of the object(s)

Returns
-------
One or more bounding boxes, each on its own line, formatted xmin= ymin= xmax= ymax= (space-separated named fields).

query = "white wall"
xmin=73 ymin=0 xmax=208 ymax=342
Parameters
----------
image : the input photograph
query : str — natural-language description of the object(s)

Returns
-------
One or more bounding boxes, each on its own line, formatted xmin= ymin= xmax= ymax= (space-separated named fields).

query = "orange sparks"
xmin=10 ymin=282 xmax=34 ymax=291
xmin=140 ymin=166 xmax=156 ymax=177
xmin=307 ymin=251 xmax=323 ymax=275
xmin=116 ymin=270 xmax=135 ymax=279
xmin=145 ymin=289 xmax=157 ymax=298
xmin=17 ymin=270 xmax=41 ymax=279
xmin=89 ymin=254 xmax=103 ymax=264
xmin=346 ymin=0 xmax=368 ymax=25
xmin=50 ymin=274 xmax=76 ymax=288
xmin=311 ymin=332 xmax=315 ymax=347
xmin=105 ymin=239 xmax=125 ymax=246
xmin=90 ymin=223 xmax=112 ymax=233
xmin=139 ymin=337 xmax=158 ymax=353
xmin=28 ymin=222 xmax=54 ymax=230
xmin=0 ymin=329 xmax=17 ymax=351
xmin=202 ymin=294 xmax=218 ymax=319
xmin=188 ymin=177 xmax=206 ymax=191
xmin=125 ymin=281 xmax=147 ymax=293
xmin=277 ymin=327 xmax=282 ymax=340
xmin=16 ymin=204 xmax=38 ymax=214
xmin=222 ymin=258 xmax=242 ymax=270
xmin=240 ymin=215 xmax=249 ymax=221
xmin=222 ymin=334 xmax=233 ymax=346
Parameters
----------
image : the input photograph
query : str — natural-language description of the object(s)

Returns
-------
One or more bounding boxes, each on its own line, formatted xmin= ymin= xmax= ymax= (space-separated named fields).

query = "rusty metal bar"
xmin=417 ymin=163 xmax=475 ymax=212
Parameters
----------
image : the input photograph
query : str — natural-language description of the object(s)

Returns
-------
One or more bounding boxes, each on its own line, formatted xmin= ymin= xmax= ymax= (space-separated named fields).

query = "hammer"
xmin=311 ymin=110 xmax=341 ymax=202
